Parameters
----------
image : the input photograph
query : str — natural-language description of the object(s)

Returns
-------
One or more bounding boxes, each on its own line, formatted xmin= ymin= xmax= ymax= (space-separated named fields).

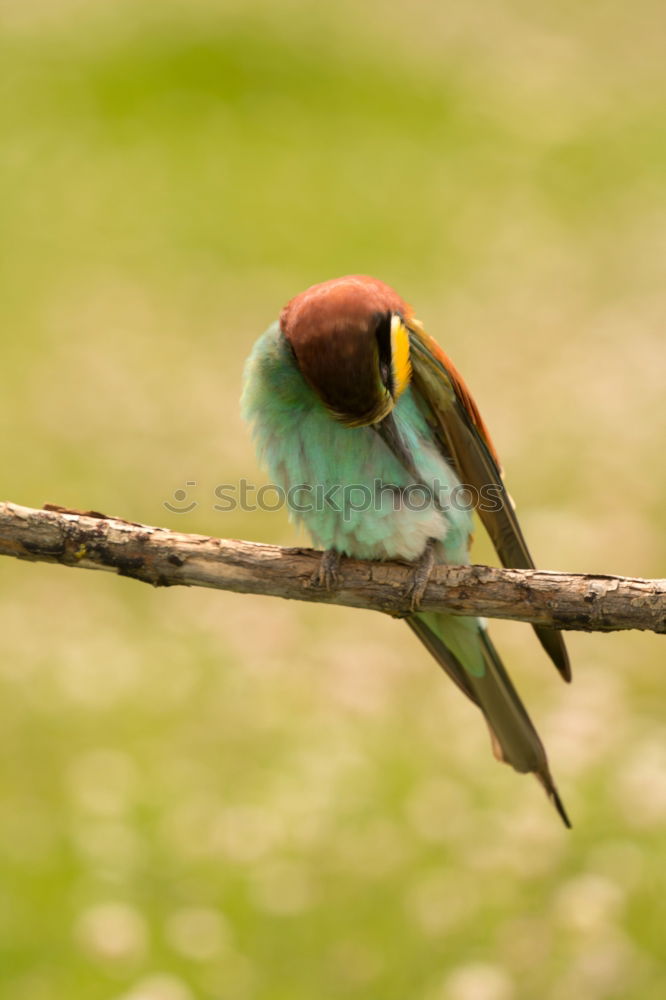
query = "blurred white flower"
xmin=554 ymin=873 xmax=624 ymax=934
xmin=435 ymin=961 xmax=514 ymax=1000
xmin=114 ymin=974 xmax=194 ymax=1000
xmin=405 ymin=869 xmax=479 ymax=938
xmin=548 ymin=931 xmax=640 ymax=1000
xmin=165 ymin=907 xmax=231 ymax=961
xmin=545 ymin=668 xmax=628 ymax=775
xmin=75 ymin=901 xmax=148 ymax=963
xmin=212 ymin=804 xmax=285 ymax=863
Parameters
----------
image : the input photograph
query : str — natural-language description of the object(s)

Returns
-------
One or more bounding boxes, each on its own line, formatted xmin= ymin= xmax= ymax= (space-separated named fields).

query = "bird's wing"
xmin=407 ymin=321 xmax=571 ymax=682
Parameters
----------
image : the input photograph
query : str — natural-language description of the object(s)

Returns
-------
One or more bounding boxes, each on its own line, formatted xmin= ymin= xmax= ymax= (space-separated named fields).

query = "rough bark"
xmin=0 ymin=502 xmax=664 ymax=633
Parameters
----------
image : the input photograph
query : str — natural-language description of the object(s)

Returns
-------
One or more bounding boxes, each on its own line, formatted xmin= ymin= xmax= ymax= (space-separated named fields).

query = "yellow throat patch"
xmin=390 ymin=313 xmax=412 ymax=400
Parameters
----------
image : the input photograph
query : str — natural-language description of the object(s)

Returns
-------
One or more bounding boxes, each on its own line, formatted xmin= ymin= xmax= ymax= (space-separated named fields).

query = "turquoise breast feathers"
xmin=242 ymin=322 xmax=472 ymax=564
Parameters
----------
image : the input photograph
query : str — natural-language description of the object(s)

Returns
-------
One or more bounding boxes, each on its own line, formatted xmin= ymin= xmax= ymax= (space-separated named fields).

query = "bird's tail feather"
xmin=408 ymin=613 xmax=570 ymax=828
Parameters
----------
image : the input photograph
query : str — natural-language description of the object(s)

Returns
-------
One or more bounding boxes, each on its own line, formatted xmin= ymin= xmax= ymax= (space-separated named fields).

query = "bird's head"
xmin=280 ymin=275 xmax=414 ymax=427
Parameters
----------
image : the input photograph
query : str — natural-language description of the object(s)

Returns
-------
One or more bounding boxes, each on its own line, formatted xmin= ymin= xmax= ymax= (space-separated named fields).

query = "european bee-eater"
xmin=242 ymin=275 xmax=571 ymax=825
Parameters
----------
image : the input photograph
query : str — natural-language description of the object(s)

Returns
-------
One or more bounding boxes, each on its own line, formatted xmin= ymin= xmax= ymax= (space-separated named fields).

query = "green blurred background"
xmin=1 ymin=2 xmax=665 ymax=998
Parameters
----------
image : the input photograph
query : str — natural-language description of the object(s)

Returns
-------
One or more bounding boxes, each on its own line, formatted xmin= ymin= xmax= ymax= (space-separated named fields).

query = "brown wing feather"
xmin=408 ymin=322 xmax=571 ymax=682
xmin=418 ymin=330 xmax=504 ymax=471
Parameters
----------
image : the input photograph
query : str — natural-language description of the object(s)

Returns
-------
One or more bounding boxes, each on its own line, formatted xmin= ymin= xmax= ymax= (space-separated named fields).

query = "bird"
xmin=241 ymin=274 xmax=571 ymax=826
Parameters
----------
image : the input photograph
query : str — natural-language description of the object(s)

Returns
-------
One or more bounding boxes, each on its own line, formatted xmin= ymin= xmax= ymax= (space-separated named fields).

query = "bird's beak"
xmin=375 ymin=411 xmax=423 ymax=482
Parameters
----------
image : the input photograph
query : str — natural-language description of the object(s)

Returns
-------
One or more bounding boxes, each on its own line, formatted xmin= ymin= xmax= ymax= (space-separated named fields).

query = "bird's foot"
xmin=310 ymin=548 xmax=342 ymax=590
xmin=404 ymin=538 xmax=437 ymax=612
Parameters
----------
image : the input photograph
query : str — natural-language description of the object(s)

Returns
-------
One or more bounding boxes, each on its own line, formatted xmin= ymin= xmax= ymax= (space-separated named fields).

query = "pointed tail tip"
xmin=536 ymin=626 xmax=573 ymax=683
xmin=536 ymin=773 xmax=572 ymax=828
xmin=551 ymin=642 xmax=572 ymax=685
xmin=551 ymin=788 xmax=572 ymax=829
xmin=558 ymin=658 xmax=573 ymax=685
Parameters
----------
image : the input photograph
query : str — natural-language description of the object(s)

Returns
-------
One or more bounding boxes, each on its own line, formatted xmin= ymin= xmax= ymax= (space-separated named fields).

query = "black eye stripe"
xmin=374 ymin=311 xmax=393 ymax=396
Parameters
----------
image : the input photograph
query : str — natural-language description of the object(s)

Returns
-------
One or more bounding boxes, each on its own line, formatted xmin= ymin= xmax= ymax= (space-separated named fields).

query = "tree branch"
xmin=0 ymin=501 xmax=664 ymax=633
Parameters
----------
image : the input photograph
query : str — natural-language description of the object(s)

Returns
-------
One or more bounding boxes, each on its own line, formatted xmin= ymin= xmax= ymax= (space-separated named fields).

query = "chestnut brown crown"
xmin=280 ymin=275 xmax=413 ymax=426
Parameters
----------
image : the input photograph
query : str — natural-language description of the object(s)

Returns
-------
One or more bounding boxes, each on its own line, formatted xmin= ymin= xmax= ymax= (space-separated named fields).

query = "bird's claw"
xmin=311 ymin=549 xmax=342 ymax=590
xmin=404 ymin=538 xmax=437 ymax=612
